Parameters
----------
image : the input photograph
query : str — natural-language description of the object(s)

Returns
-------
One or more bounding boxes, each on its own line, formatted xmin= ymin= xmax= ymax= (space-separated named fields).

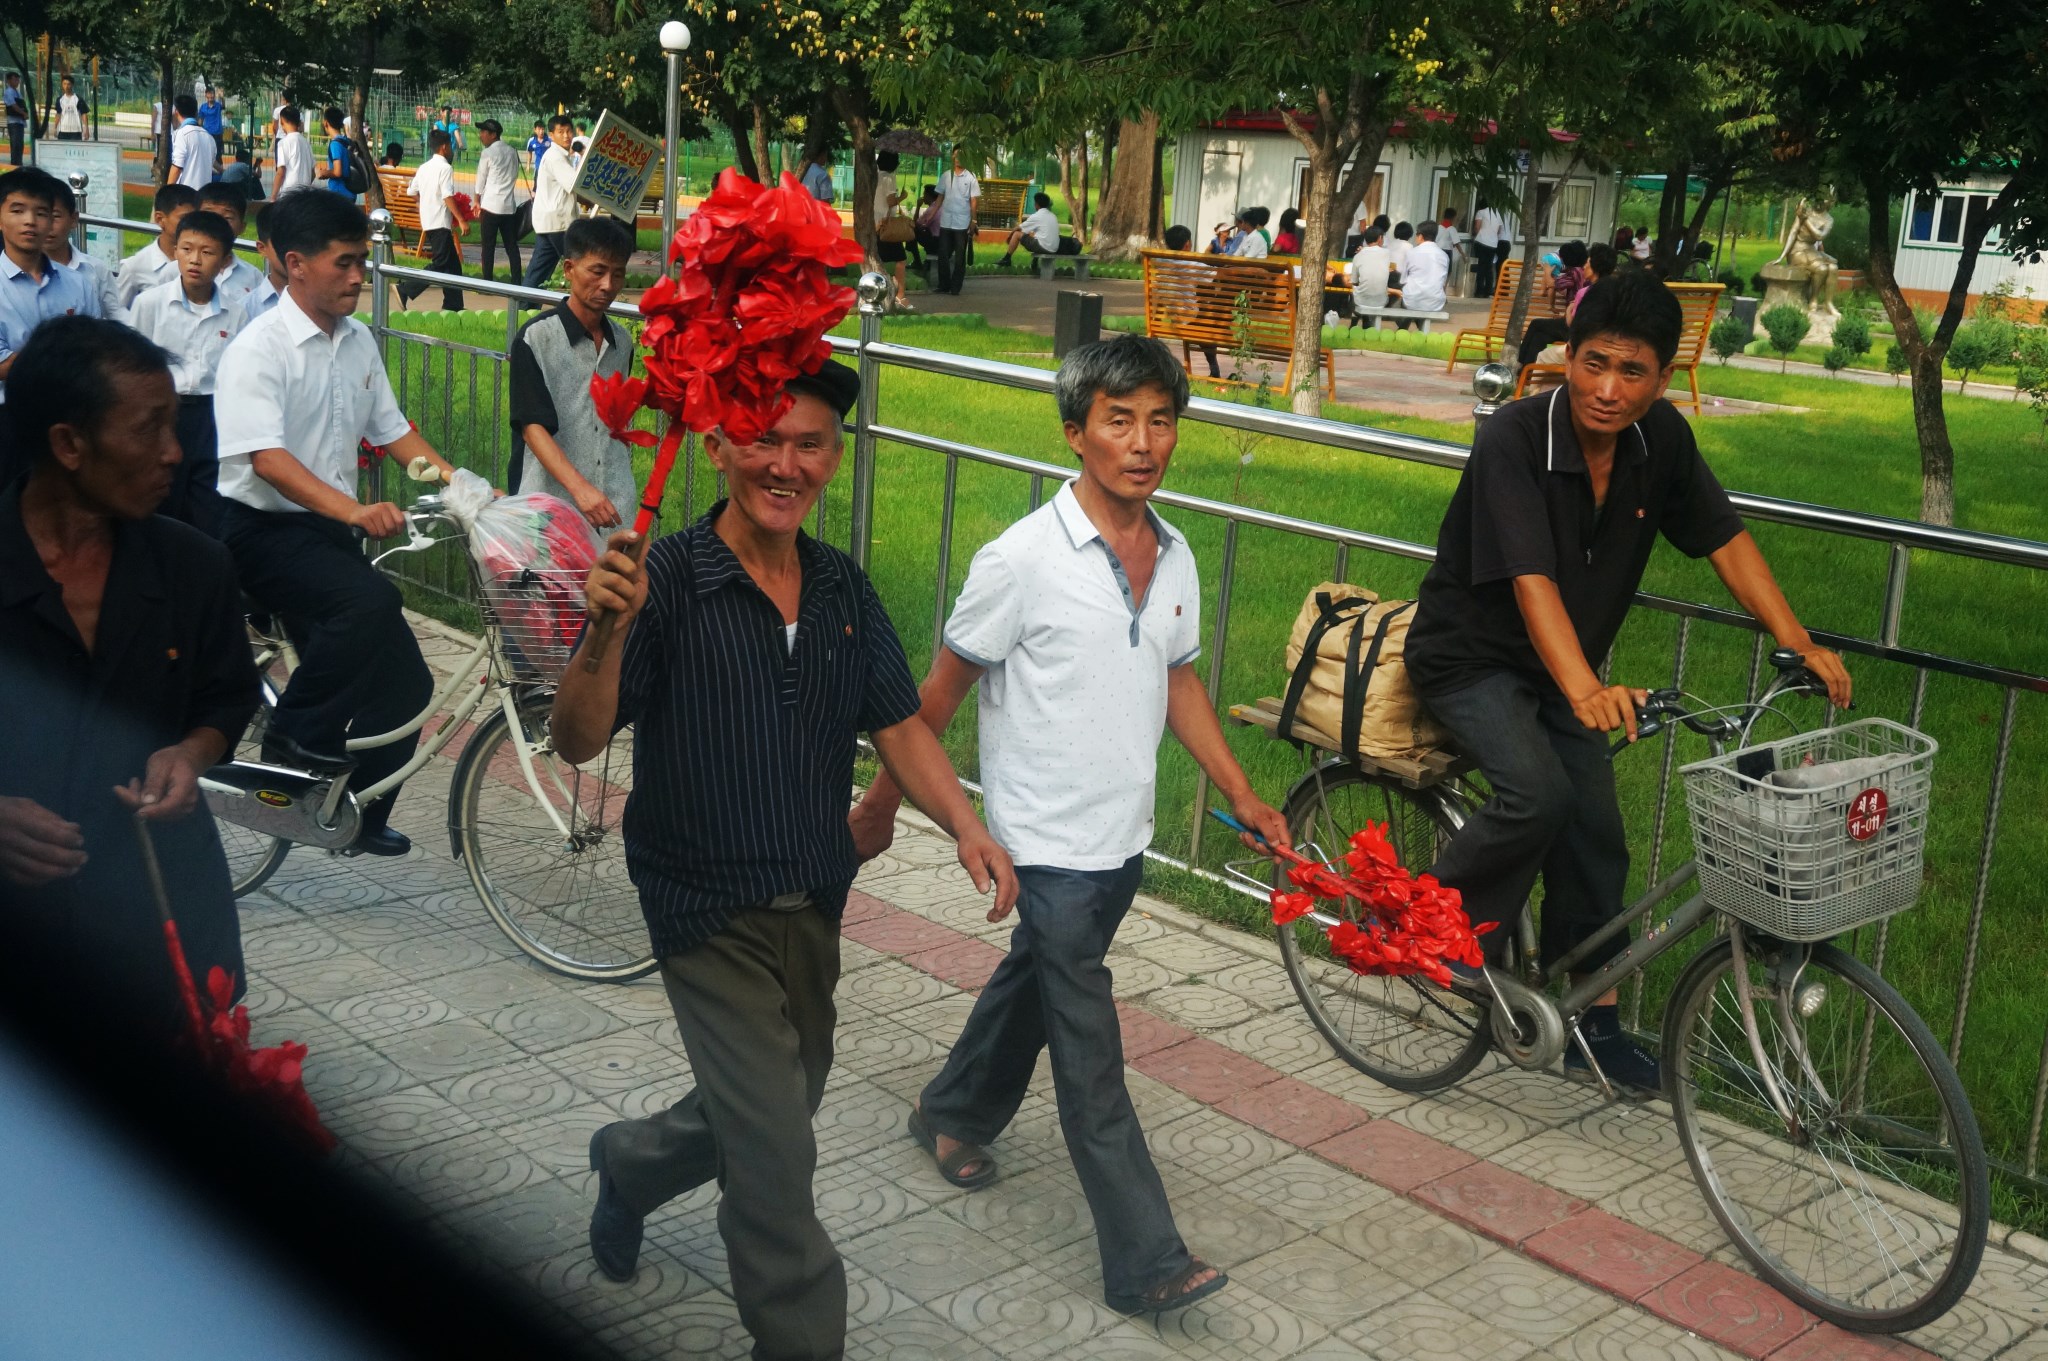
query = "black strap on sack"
xmin=1339 ymin=601 xmax=1413 ymax=760
xmin=1276 ymin=591 xmax=1368 ymax=745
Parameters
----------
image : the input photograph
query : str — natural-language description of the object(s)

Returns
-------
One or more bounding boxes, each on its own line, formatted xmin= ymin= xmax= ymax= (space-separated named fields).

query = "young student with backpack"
xmin=315 ymin=107 xmax=366 ymax=200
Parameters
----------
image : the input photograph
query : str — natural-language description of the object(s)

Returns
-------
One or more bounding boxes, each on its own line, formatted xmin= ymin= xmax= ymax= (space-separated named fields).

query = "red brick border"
xmin=850 ymin=893 xmax=1942 ymax=1361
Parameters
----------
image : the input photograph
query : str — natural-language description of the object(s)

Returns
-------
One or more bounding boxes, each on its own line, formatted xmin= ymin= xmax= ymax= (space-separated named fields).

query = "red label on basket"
xmin=1847 ymin=787 xmax=1888 ymax=841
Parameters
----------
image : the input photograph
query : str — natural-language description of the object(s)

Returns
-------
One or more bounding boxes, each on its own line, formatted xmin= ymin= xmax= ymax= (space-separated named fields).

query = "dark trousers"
xmin=218 ymin=504 xmax=432 ymax=833
xmin=400 ymin=227 xmax=464 ymax=310
xmin=921 ymin=855 xmax=1190 ymax=1301
xmin=1421 ymin=669 xmax=1630 ymax=970
xmin=937 ymin=226 xmax=973 ymax=293
xmin=599 ymin=901 xmax=845 ymax=1361
xmin=1517 ymin=316 xmax=1571 ymax=367
xmin=521 ymin=230 xmax=565 ymax=292
xmin=164 ymin=396 xmax=221 ymax=536
xmin=5 ymin=121 xmax=21 ymax=165
xmin=477 ymin=209 xmax=521 ymax=283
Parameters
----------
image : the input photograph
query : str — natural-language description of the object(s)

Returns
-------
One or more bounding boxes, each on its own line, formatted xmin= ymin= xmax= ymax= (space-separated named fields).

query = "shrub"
xmin=1885 ymin=343 xmax=1909 ymax=384
xmin=1823 ymin=344 xmax=1852 ymax=376
xmin=1709 ymin=314 xmax=1750 ymax=364
xmin=1716 ymin=268 xmax=1747 ymax=294
xmin=1832 ymin=310 xmax=1873 ymax=359
xmin=1760 ymin=304 xmax=1811 ymax=372
xmin=2015 ymin=328 xmax=2048 ymax=439
xmin=1946 ymin=319 xmax=2011 ymax=394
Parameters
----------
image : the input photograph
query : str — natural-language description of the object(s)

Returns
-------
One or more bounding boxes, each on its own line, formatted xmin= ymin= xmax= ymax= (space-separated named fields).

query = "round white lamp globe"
xmin=660 ymin=20 xmax=692 ymax=50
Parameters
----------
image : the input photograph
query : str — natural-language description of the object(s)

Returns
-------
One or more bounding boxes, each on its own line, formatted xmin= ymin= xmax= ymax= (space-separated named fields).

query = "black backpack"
xmin=336 ymin=139 xmax=369 ymax=195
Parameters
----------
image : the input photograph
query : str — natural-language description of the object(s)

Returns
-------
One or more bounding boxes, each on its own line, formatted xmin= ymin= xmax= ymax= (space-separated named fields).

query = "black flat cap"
xmin=786 ymin=358 xmax=860 ymax=418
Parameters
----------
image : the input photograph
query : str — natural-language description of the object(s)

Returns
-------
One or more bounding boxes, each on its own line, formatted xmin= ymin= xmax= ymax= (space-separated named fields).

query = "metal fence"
xmin=78 ymin=205 xmax=2048 ymax=1191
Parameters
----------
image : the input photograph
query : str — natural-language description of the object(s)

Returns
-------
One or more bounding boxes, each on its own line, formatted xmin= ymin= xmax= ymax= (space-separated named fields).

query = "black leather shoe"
xmin=588 ymin=1127 xmax=643 ymax=1282
xmin=261 ymin=733 xmax=354 ymax=775
xmin=352 ymin=827 xmax=412 ymax=857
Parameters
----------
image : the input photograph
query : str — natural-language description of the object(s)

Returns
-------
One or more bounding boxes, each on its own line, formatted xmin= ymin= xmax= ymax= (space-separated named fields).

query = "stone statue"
xmin=1764 ymin=195 xmax=1840 ymax=318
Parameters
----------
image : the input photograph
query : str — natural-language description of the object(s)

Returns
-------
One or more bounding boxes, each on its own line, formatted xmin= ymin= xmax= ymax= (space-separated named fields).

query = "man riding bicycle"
xmin=1404 ymin=273 xmax=1852 ymax=1090
xmin=214 ymin=190 xmax=456 ymax=856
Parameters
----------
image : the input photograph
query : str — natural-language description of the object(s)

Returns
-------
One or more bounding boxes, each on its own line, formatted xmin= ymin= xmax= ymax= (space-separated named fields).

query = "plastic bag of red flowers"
xmin=1269 ymin=821 xmax=1493 ymax=988
xmin=457 ymin=477 xmax=603 ymax=682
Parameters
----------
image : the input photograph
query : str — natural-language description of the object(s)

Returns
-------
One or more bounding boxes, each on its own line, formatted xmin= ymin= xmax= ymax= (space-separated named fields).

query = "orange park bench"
xmin=974 ymin=178 xmax=1033 ymax=232
xmin=1516 ymin=282 xmax=1725 ymax=415
xmin=1140 ymin=249 xmax=1335 ymax=399
xmin=376 ymin=170 xmax=428 ymax=260
xmin=1444 ymin=258 xmax=1563 ymax=370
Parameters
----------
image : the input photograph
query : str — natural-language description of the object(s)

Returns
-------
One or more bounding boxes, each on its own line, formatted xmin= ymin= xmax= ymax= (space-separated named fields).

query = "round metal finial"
xmin=367 ymin=207 xmax=394 ymax=242
xmin=660 ymin=19 xmax=692 ymax=50
xmin=67 ymin=170 xmax=89 ymax=192
xmin=856 ymin=271 xmax=890 ymax=313
xmin=1472 ymin=362 xmax=1517 ymax=404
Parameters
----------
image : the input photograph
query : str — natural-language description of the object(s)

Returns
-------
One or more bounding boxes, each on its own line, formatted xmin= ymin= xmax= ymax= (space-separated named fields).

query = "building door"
xmin=1199 ymin=148 xmax=1242 ymax=241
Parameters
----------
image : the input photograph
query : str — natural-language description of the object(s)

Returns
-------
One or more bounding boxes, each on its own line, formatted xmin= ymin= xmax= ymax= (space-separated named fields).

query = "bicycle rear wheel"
xmin=219 ymin=644 xmax=292 ymax=897
xmin=452 ymin=692 xmax=655 ymax=982
xmin=1275 ymin=764 xmax=1491 ymax=1091
xmin=1664 ymin=936 xmax=1987 ymax=1332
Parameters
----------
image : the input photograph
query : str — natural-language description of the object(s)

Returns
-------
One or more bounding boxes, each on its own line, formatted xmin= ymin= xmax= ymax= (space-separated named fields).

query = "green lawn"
xmin=375 ymin=307 xmax=2048 ymax=1222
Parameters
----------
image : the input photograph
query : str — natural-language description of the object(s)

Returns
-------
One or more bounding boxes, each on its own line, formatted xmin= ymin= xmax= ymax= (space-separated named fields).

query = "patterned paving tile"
xmin=1387 ymin=1086 xmax=1558 ymax=1158
xmin=1773 ymin=1325 xmax=1945 ymax=1361
xmin=1215 ymin=1075 xmax=1369 ymax=1148
xmin=1289 ymin=1056 xmax=1428 ymax=1118
xmin=1103 ymin=950 xmax=1177 ymax=999
xmin=934 ymin=1264 xmax=1128 ymax=1361
xmin=319 ymin=983 xmax=459 ymax=1044
xmin=297 ymin=1039 xmax=414 ymax=1108
xmin=367 ymin=929 xmax=499 ymax=979
xmin=1338 ymin=1290 xmax=1538 ymax=1361
xmin=432 ymin=1058 xmax=589 ymax=1121
xmin=379 ymin=1127 xmax=551 ymax=1212
xmin=843 ymin=1263 xmax=923 ymax=1327
xmin=440 ymin=1176 xmax=597 ymax=1268
xmin=900 ymin=938 xmax=1007 ymax=991
xmin=1129 ymin=931 xmax=1260 ymax=980
xmin=1318 ymin=1200 xmax=1499 ymax=1293
xmin=1596 ymin=1167 xmax=1731 ymax=1259
xmin=1158 ymin=1179 xmax=1310 ymax=1269
xmin=1131 ymin=1036 xmax=1280 ymax=1105
xmin=1144 ymin=982 xmax=1259 ymax=1033
xmin=544 ymin=1028 xmax=687 ymax=1101
xmin=527 ymin=1243 xmax=717 ymax=1333
xmin=1532 ymin=1305 xmax=1745 ymax=1361
xmin=1988 ymin=1329 xmax=2048 ymax=1361
xmin=478 ymin=990 xmax=627 ymax=1055
xmin=241 ymin=917 xmax=350 ymax=967
xmin=1639 ymin=1260 xmax=1819 ymax=1356
xmin=1431 ymin=1254 xmax=1617 ymax=1348
xmin=837 ymin=961 xmax=955 ymax=1015
xmin=264 ymin=950 xmax=403 ymax=1005
xmin=1231 ymin=1236 xmax=1404 ymax=1328
xmin=842 ymin=1308 xmax=1002 ymax=1361
xmin=417 ymin=959 xmax=573 ymax=1016
xmin=1145 ymin=1105 xmax=1294 ymax=1176
xmin=1204 ymin=957 xmax=1302 ymax=1013
xmin=853 ymin=1208 xmax=1020 ymax=1302
xmin=1115 ymin=1001 xmax=1196 ymax=1060
xmin=372 ymin=1017 xmax=530 ymax=1083
xmin=1411 ymin=1160 xmax=1587 ymax=1247
xmin=1521 ymin=1208 xmax=1702 ymax=1300
xmin=1211 ymin=1011 xmax=1348 ymax=1076
xmin=1900 ymin=1292 xmax=2039 ymax=1361
xmin=1310 ymin=1119 xmax=1478 ymax=1193
xmin=933 ymin=1164 xmax=1095 ymax=1255
xmin=497 ymin=1102 xmax=619 ymax=1180
xmin=1461 ymin=1065 xmax=1612 ymax=1127
xmin=812 ymin=1143 xmax=937 ymax=1241
xmin=816 ymin=1077 xmax=922 ymax=1166
xmin=842 ymin=909 xmax=966 ymax=958
xmin=325 ymin=1084 xmax=482 ymax=1156
xmin=1131 ymin=1279 xmax=1334 ymax=1359
xmin=1226 ymin=1152 xmax=1397 ymax=1231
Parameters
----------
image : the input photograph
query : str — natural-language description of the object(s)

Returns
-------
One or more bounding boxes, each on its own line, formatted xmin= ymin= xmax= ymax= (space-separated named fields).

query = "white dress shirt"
xmin=214 ymin=256 xmax=263 ymax=310
xmin=56 ymin=93 xmax=85 ymax=136
xmin=410 ymin=154 xmax=457 ymax=232
xmin=215 ymin=288 xmax=412 ymax=514
xmin=1347 ymin=243 xmax=1393 ymax=303
xmin=1019 ymin=206 xmax=1060 ymax=251
xmin=112 ymin=239 xmax=179 ymax=312
xmin=938 ymin=170 xmax=979 ymax=231
xmin=129 ymin=279 xmax=244 ymax=396
xmin=1401 ymin=239 xmax=1450 ymax=312
xmin=170 ymin=120 xmax=217 ymax=188
xmin=239 ymin=275 xmax=281 ymax=326
xmin=943 ymin=481 xmax=1201 ymax=870
xmin=274 ymin=130 xmax=312 ymax=193
xmin=474 ymin=139 xmax=522 ymax=214
xmin=1473 ymin=207 xmax=1503 ymax=249
xmin=1387 ymin=236 xmax=1413 ymax=275
xmin=56 ymin=250 xmax=122 ymax=319
xmin=532 ymin=142 xmax=579 ymax=234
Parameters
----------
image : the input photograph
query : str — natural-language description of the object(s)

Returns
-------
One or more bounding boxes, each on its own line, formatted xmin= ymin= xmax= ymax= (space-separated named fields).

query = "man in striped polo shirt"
xmin=550 ymin=360 xmax=1018 ymax=1361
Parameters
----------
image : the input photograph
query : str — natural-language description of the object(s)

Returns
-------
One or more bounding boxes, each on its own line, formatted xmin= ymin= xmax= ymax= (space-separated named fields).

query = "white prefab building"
xmin=1894 ymin=176 xmax=2048 ymax=321
xmin=1168 ymin=112 xmax=1620 ymax=286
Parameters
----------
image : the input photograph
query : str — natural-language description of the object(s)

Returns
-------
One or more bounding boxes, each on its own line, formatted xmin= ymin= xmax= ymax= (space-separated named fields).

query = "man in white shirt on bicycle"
xmin=1404 ymin=273 xmax=1851 ymax=1090
xmin=213 ymin=189 xmax=456 ymax=856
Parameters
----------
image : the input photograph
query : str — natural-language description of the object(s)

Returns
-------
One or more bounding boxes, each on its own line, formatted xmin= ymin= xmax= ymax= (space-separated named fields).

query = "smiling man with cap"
xmin=550 ymin=355 xmax=1017 ymax=1361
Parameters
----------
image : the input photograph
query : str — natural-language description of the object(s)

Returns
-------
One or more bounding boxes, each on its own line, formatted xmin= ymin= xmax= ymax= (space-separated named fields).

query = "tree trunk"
xmin=1503 ymin=159 xmax=1549 ymax=349
xmin=722 ymin=106 xmax=760 ymax=181
xmin=1907 ymin=353 xmax=1956 ymax=525
xmin=831 ymin=86 xmax=874 ymax=263
xmin=1149 ymin=132 xmax=1166 ymax=241
xmin=1075 ymin=135 xmax=1089 ymax=245
xmin=350 ymin=27 xmax=382 ymax=212
xmin=1288 ymin=142 xmax=1342 ymax=416
xmin=153 ymin=54 xmax=174 ymax=185
xmin=750 ymin=99 xmax=771 ymax=185
xmin=1058 ymin=144 xmax=1072 ymax=219
xmin=1093 ymin=111 xmax=1160 ymax=260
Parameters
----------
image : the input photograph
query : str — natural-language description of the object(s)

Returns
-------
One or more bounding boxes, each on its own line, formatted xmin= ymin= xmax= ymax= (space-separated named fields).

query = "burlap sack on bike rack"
xmin=1277 ymin=582 xmax=1446 ymax=759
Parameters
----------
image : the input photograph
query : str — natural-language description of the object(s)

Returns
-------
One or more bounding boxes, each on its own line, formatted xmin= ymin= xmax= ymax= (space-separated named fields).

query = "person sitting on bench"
xmin=999 ymin=193 xmax=1079 ymax=267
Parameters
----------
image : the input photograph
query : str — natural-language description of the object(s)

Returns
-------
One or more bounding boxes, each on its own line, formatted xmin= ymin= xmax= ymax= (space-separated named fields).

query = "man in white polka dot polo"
xmin=851 ymin=333 xmax=1292 ymax=1318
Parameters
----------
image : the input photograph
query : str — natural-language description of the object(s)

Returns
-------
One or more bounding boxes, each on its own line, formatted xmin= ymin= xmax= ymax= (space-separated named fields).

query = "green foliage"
xmin=1885 ymin=342 xmax=1910 ymax=383
xmin=2015 ymin=329 xmax=2048 ymax=440
xmin=1823 ymin=344 xmax=1852 ymax=375
xmin=1760 ymin=304 xmax=1811 ymax=372
xmin=1709 ymin=314 xmax=1751 ymax=364
xmin=1946 ymin=319 xmax=2012 ymax=394
xmin=1831 ymin=310 xmax=1872 ymax=359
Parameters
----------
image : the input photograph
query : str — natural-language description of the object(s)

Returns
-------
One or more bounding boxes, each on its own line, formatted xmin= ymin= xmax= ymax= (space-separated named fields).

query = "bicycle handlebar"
xmin=1612 ymin=649 xmax=1836 ymax=756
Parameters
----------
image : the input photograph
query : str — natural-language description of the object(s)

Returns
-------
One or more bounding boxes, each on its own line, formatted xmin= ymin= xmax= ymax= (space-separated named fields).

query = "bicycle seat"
xmin=260 ymin=732 xmax=356 ymax=777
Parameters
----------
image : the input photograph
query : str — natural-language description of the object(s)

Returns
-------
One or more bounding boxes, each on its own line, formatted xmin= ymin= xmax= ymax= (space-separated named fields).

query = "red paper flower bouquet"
xmin=1269 ymin=821 xmax=1493 ymax=988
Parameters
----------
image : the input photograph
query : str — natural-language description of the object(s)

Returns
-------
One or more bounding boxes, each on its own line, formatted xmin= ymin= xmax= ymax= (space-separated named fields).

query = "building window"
xmin=1904 ymin=189 xmax=2003 ymax=247
xmin=1552 ymin=180 xmax=1593 ymax=239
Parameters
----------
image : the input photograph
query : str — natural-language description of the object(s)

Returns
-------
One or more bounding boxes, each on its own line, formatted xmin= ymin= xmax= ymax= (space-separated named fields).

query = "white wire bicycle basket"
xmin=479 ymin=566 xmax=590 ymax=683
xmin=1681 ymin=717 xmax=1937 ymax=941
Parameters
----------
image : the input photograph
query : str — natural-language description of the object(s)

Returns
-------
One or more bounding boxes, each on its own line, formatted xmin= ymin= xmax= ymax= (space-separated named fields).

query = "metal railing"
xmin=81 ymin=205 xmax=2048 ymax=1187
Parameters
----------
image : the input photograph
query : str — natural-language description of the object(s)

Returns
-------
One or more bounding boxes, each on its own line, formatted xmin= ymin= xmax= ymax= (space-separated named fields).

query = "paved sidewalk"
xmin=234 ymin=617 xmax=2048 ymax=1361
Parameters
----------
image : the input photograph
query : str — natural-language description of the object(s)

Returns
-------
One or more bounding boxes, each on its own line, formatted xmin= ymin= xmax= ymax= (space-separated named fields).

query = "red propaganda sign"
xmin=1847 ymin=787 xmax=1888 ymax=842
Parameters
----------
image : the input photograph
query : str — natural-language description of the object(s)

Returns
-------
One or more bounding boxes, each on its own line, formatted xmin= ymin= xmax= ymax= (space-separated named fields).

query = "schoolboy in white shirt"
xmin=129 ymin=210 xmax=243 ymax=534
xmin=113 ymin=183 xmax=199 ymax=313
xmin=272 ymin=104 xmax=313 ymax=194
xmin=197 ymin=183 xmax=262 ymax=310
xmin=43 ymin=179 xmax=121 ymax=319
xmin=239 ymin=201 xmax=285 ymax=325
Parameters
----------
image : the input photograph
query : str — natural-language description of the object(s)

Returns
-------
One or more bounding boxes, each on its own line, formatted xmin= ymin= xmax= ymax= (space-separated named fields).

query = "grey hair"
xmin=1053 ymin=333 xmax=1190 ymax=428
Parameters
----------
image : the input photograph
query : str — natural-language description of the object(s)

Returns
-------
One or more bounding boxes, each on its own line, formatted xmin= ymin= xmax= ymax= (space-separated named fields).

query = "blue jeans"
xmin=521 ymin=230 xmax=564 ymax=292
xmin=920 ymin=854 xmax=1190 ymax=1300
xmin=1420 ymin=669 xmax=1631 ymax=970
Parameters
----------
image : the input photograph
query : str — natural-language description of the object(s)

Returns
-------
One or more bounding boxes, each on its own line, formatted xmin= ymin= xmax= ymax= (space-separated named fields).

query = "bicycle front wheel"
xmin=1664 ymin=936 xmax=1987 ymax=1332
xmin=1275 ymin=764 xmax=1490 ymax=1091
xmin=452 ymin=693 xmax=655 ymax=982
xmin=220 ymin=658 xmax=291 ymax=897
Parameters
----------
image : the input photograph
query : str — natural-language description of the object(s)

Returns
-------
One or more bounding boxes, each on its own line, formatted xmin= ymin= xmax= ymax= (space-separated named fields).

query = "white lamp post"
xmin=659 ymin=20 xmax=692 ymax=264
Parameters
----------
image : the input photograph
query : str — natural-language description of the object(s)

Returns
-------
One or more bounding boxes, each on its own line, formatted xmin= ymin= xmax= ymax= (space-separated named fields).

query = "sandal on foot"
xmin=906 ymin=1105 xmax=998 ymax=1189
xmin=1106 ymin=1258 xmax=1228 ymax=1315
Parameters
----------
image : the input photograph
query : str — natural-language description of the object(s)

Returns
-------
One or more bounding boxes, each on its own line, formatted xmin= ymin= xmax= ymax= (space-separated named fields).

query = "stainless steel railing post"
xmin=1187 ymin=520 xmax=1240 ymax=865
xmin=848 ymin=272 xmax=889 ymax=570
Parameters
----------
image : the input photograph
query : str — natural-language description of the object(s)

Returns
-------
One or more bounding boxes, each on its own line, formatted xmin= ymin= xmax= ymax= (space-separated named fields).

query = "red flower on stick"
xmin=1262 ymin=821 xmax=1493 ymax=988
xmin=591 ymin=371 xmax=661 ymax=448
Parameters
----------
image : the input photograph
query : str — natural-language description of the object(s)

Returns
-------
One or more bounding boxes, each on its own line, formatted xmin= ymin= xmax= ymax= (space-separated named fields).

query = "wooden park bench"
xmin=1033 ymin=251 xmax=1095 ymax=281
xmin=376 ymin=170 xmax=429 ymax=260
xmin=1444 ymin=258 xmax=1563 ymax=370
xmin=1140 ymin=248 xmax=1335 ymax=399
xmin=974 ymin=178 xmax=1032 ymax=232
xmin=1515 ymin=281 xmax=1725 ymax=415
